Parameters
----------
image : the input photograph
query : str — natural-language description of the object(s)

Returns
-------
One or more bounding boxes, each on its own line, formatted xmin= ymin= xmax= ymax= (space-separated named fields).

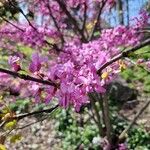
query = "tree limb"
xmin=0 ymin=68 xmax=59 ymax=88
xmin=16 ymin=114 xmax=50 ymax=130
xmin=103 ymin=94 xmax=112 ymax=144
xmin=89 ymin=93 xmax=103 ymax=136
xmin=97 ymin=37 xmax=150 ymax=75
xmin=82 ymin=2 xmax=87 ymax=32
xmin=0 ymin=105 xmax=59 ymax=129
xmin=89 ymin=0 xmax=106 ymax=40
xmin=8 ymin=0 xmax=37 ymax=31
xmin=0 ymin=16 xmax=24 ymax=32
xmin=14 ymin=104 xmax=59 ymax=120
xmin=45 ymin=1 xmax=65 ymax=45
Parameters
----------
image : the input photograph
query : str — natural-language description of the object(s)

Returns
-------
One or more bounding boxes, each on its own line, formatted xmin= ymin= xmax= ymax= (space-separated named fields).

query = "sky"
xmin=19 ymin=0 xmax=149 ymax=27
xmin=103 ymin=0 xmax=149 ymax=26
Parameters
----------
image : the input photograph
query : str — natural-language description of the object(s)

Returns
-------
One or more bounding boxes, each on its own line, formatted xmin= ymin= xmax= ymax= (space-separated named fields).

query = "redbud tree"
xmin=0 ymin=0 xmax=150 ymax=149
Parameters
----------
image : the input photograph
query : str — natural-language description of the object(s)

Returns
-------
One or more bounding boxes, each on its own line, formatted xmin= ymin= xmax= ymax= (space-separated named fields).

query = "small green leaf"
xmin=18 ymin=70 xmax=28 ymax=75
xmin=10 ymin=134 xmax=22 ymax=143
xmin=4 ymin=120 xmax=17 ymax=130
xmin=0 ymin=144 xmax=7 ymax=150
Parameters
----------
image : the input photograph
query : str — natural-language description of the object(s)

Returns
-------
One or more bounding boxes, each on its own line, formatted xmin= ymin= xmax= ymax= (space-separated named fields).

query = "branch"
xmin=0 ymin=16 xmax=24 ymax=32
xmin=119 ymin=99 xmax=150 ymax=140
xmin=46 ymin=1 xmax=65 ymax=44
xmin=16 ymin=114 xmax=50 ymax=130
xmin=89 ymin=0 xmax=106 ymax=40
xmin=97 ymin=37 xmax=150 ymax=75
xmin=87 ymin=109 xmax=98 ymax=125
xmin=97 ymin=94 xmax=105 ymax=125
xmin=14 ymin=104 xmax=59 ymax=120
xmin=44 ymin=40 xmax=62 ymax=53
xmin=0 ymin=105 xmax=59 ymax=129
xmin=89 ymin=93 xmax=103 ymax=136
xmin=103 ymin=94 xmax=112 ymax=144
xmin=0 ymin=68 xmax=59 ymax=88
xmin=138 ymin=30 xmax=150 ymax=33
xmin=82 ymin=2 xmax=87 ymax=32
xmin=8 ymin=0 xmax=37 ymax=31
xmin=55 ymin=0 xmax=87 ymax=42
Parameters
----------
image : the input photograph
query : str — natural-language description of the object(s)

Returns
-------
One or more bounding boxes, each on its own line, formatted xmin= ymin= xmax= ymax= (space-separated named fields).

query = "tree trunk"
xmin=117 ymin=0 xmax=124 ymax=25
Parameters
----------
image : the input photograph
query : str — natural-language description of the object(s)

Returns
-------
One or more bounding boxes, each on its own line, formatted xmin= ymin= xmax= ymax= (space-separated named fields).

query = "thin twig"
xmin=46 ymin=1 xmax=65 ymax=44
xmin=8 ymin=0 xmax=37 ymax=31
xmin=0 ymin=121 xmax=5 ymax=129
xmin=14 ymin=104 xmax=59 ymax=120
xmin=0 ymin=105 xmax=58 ymax=130
xmin=119 ymin=99 xmax=150 ymax=140
xmin=16 ymin=114 xmax=50 ymax=130
xmin=86 ymin=108 xmax=98 ymax=125
xmin=0 ymin=16 xmax=24 ymax=32
xmin=89 ymin=0 xmax=106 ymax=40
xmin=82 ymin=2 xmax=87 ymax=32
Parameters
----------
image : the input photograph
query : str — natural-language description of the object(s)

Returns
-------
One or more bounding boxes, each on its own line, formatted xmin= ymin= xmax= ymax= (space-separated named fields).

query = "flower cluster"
xmin=44 ymin=24 xmax=144 ymax=111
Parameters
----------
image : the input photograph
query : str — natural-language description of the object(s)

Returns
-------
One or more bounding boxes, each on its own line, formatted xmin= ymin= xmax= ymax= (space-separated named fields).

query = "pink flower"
xmin=146 ymin=60 xmax=150 ymax=68
xmin=137 ymin=58 xmax=145 ymax=64
xmin=118 ymin=143 xmax=128 ymax=150
xmin=8 ymin=56 xmax=21 ymax=72
xmin=45 ymin=86 xmax=57 ymax=104
xmin=29 ymin=52 xmax=48 ymax=73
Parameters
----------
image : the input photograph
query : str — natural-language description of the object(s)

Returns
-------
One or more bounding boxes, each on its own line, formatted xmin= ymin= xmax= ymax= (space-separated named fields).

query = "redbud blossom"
xmin=29 ymin=53 xmax=48 ymax=73
xmin=8 ymin=56 xmax=21 ymax=72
